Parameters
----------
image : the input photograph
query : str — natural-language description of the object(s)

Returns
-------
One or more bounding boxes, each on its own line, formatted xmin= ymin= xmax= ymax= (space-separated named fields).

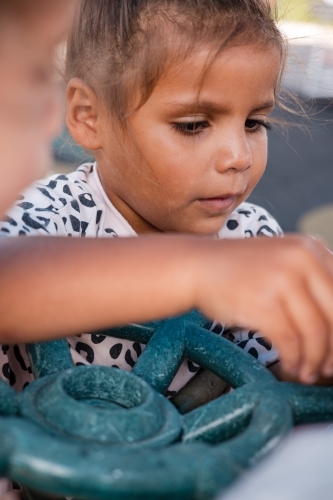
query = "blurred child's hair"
xmin=66 ymin=0 xmax=286 ymax=124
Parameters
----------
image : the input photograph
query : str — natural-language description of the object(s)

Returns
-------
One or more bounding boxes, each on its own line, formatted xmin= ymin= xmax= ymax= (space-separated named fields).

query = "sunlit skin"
xmin=95 ymin=44 xmax=280 ymax=235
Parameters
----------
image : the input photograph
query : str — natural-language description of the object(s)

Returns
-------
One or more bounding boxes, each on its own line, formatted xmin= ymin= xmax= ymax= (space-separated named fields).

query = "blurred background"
xmin=52 ymin=0 xmax=333 ymax=245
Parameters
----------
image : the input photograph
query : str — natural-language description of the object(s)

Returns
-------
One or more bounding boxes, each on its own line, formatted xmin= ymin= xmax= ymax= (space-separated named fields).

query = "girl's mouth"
xmin=197 ymin=195 xmax=237 ymax=212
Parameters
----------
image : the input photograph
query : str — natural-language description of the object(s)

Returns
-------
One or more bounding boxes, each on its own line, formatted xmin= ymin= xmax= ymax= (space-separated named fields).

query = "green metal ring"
xmin=19 ymin=366 xmax=182 ymax=447
xmin=0 ymin=310 xmax=332 ymax=500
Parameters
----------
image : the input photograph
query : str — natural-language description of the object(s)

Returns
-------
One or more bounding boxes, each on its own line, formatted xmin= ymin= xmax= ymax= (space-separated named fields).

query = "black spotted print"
xmin=166 ymin=390 xmax=177 ymax=397
xmin=35 ymin=205 xmax=58 ymax=215
xmin=2 ymin=345 xmax=9 ymax=355
xmin=110 ymin=343 xmax=123 ymax=359
xmin=22 ymin=212 xmax=50 ymax=232
xmin=37 ymin=187 xmax=55 ymax=202
xmin=257 ymin=225 xmax=277 ymax=237
xmin=75 ymin=342 xmax=94 ymax=364
xmin=71 ymin=200 xmax=80 ymax=212
xmin=227 ymin=220 xmax=239 ymax=230
xmin=18 ymin=202 xmax=34 ymax=210
xmin=96 ymin=210 xmax=102 ymax=225
xmin=248 ymin=347 xmax=259 ymax=359
xmin=125 ymin=349 xmax=135 ymax=368
xmin=2 ymin=363 xmax=16 ymax=386
xmin=237 ymin=209 xmax=251 ymax=218
xmin=70 ymin=215 xmax=80 ymax=232
xmin=79 ymin=193 xmax=96 ymax=208
xmin=63 ymin=185 xmax=73 ymax=197
xmin=187 ymin=360 xmax=200 ymax=373
xmin=133 ymin=343 xmax=142 ymax=357
xmin=45 ymin=179 xmax=58 ymax=189
xmin=91 ymin=334 xmax=107 ymax=344
xmin=14 ymin=345 xmax=30 ymax=372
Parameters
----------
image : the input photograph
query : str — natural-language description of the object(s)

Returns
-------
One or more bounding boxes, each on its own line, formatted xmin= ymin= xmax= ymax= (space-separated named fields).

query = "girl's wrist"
xmin=183 ymin=238 xmax=222 ymax=313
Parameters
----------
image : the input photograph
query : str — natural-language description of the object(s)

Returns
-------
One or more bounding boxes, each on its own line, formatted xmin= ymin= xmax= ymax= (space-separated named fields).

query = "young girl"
xmin=2 ymin=0 xmax=333 ymax=402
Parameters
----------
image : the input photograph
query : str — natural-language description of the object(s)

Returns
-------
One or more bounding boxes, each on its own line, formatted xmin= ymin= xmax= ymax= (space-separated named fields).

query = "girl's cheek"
xmin=249 ymin=132 xmax=268 ymax=176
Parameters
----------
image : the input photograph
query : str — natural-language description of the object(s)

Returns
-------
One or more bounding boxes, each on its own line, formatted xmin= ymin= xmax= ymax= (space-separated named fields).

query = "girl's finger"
xmin=273 ymin=330 xmax=302 ymax=378
xmin=259 ymin=301 xmax=302 ymax=376
xmin=312 ymin=244 xmax=333 ymax=377
xmin=305 ymin=259 xmax=333 ymax=377
xmin=317 ymin=242 xmax=333 ymax=275
xmin=283 ymin=283 xmax=329 ymax=383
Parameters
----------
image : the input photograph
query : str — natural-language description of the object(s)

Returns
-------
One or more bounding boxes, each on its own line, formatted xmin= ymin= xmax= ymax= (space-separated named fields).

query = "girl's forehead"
xmin=154 ymin=44 xmax=281 ymax=99
xmin=162 ymin=43 xmax=281 ymax=80
xmin=127 ymin=47 xmax=281 ymax=123
xmin=126 ymin=44 xmax=280 ymax=120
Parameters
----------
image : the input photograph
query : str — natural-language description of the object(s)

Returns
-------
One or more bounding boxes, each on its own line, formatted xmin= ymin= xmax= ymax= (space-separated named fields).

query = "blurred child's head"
xmin=0 ymin=0 xmax=75 ymax=216
xmin=66 ymin=0 xmax=285 ymax=235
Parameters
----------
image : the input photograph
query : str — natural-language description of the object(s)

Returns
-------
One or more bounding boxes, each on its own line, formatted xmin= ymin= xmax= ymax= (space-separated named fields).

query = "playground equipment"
xmin=1 ymin=310 xmax=333 ymax=500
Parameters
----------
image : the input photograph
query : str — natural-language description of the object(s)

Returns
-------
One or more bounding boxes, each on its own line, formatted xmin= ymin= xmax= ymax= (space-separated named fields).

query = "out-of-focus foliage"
xmin=279 ymin=0 xmax=314 ymax=22
xmin=279 ymin=0 xmax=333 ymax=23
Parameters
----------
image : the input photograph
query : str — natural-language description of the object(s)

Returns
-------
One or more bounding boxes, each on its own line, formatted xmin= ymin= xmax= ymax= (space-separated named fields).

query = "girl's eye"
xmin=173 ymin=120 xmax=210 ymax=135
xmin=245 ymin=119 xmax=272 ymax=133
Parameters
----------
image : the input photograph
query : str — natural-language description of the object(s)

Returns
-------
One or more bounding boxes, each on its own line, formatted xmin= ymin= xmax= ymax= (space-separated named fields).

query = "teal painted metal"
xmin=0 ymin=310 xmax=333 ymax=499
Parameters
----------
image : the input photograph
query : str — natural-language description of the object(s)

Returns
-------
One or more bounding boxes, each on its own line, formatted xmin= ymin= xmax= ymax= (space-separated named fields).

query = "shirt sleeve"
xmin=0 ymin=166 xmax=103 ymax=238
xmin=219 ymin=202 xmax=283 ymax=240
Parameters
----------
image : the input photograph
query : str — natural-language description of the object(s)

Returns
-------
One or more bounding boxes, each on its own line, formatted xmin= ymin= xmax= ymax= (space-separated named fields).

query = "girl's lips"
xmin=197 ymin=195 xmax=237 ymax=212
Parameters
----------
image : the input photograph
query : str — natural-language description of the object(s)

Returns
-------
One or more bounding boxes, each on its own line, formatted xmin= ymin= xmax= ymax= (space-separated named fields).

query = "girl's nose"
xmin=214 ymin=131 xmax=251 ymax=174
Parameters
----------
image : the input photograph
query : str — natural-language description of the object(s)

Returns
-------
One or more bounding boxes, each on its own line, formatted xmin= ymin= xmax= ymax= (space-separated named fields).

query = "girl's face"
xmin=97 ymin=44 xmax=281 ymax=235
xmin=0 ymin=0 xmax=73 ymax=217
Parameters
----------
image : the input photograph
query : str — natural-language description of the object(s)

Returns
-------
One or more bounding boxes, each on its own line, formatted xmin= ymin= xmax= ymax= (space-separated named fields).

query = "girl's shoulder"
xmin=19 ymin=162 xmax=96 ymax=210
xmin=218 ymin=202 xmax=283 ymax=240
xmin=0 ymin=163 xmax=104 ymax=237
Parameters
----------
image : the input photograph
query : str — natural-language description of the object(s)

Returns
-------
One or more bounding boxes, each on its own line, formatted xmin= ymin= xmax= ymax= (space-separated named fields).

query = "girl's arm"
xmin=0 ymin=234 xmax=333 ymax=383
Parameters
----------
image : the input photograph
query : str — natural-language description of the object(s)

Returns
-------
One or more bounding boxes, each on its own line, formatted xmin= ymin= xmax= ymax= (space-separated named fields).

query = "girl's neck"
xmin=97 ymin=162 xmax=163 ymax=235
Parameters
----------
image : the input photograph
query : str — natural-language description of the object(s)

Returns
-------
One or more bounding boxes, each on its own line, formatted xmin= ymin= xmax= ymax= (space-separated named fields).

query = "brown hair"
xmin=66 ymin=0 xmax=286 ymax=124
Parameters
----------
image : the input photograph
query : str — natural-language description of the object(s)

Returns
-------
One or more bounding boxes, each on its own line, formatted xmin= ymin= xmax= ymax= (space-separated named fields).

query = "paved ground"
xmin=248 ymin=101 xmax=333 ymax=237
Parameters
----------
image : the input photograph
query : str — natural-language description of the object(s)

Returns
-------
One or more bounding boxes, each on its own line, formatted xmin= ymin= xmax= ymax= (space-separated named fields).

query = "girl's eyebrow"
xmin=166 ymin=99 xmax=275 ymax=115
xmin=167 ymin=100 xmax=228 ymax=115
xmin=250 ymin=101 xmax=275 ymax=113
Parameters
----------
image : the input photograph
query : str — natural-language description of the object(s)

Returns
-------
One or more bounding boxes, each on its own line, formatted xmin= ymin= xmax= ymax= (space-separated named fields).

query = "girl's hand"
xmin=194 ymin=235 xmax=333 ymax=384
xmin=269 ymin=360 xmax=333 ymax=386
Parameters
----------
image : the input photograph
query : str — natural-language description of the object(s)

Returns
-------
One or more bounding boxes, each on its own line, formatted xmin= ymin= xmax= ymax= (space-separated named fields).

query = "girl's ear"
xmin=66 ymin=78 xmax=101 ymax=151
